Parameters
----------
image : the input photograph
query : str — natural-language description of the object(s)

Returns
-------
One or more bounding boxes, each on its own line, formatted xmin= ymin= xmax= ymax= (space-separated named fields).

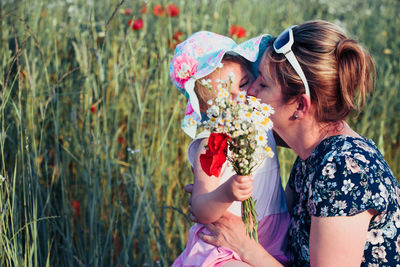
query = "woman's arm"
xmin=199 ymin=210 xmax=375 ymax=267
xmin=310 ymin=210 xmax=375 ymax=266
xmin=191 ymin=139 xmax=253 ymax=224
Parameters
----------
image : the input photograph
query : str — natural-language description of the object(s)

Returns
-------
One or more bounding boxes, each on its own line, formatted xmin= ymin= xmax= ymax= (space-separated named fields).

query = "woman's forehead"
xmin=258 ymin=56 xmax=268 ymax=78
xmin=258 ymin=53 xmax=274 ymax=81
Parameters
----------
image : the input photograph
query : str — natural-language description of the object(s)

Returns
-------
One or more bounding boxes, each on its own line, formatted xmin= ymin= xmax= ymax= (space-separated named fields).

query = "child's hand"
xmin=224 ymin=174 xmax=253 ymax=202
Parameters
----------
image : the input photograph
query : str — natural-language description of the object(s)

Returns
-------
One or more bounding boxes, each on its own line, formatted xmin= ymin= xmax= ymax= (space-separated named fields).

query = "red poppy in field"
xmin=141 ymin=4 xmax=148 ymax=14
xmin=132 ymin=19 xmax=144 ymax=30
xmin=229 ymin=25 xmax=246 ymax=38
xmin=153 ymin=4 xmax=165 ymax=16
xmin=167 ymin=4 xmax=179 ymax=17
xmin=173 ymin=31 xmax=183 ymax=41
xmin=90 ymin=105 xmax=97 ymax=113
xmin=117 ymin=137 xmax=124 ymax=144
xmin=168 ymin=31 xmax=184 ymax=49
xmin=124 ymin=8 xmax=132 ymax=16
xmin=71 ymin=200 xmax=81 ymax=218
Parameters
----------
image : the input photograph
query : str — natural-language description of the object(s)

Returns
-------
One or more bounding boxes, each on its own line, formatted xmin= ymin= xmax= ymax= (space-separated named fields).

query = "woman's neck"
xmin=284 ymin=120 xmax=358 ymax=160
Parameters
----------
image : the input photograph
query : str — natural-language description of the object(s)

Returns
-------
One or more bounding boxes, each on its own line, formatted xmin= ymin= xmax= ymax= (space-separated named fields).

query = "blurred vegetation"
xmin=0 ymin=0 xmax=398 ymax=266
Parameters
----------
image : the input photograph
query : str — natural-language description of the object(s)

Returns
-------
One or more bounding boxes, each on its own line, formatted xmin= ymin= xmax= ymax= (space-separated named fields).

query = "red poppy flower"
xmin=236 ymin=27 xmax=246 ymax=38
xmin=200 ymin=133 xmax=230 ymax=177
xmin=230 ymin=25 xmax=246 ymax=38
xmin=90 ymin=105 xmax=96 ymax=113
xmin=71 ymin=200 xmax=81 ymax=218
xmin=124 ymin=8 xmax=132 ymax=16
xmin=167 ymin=4 xmax=179 ymax=17
xmin=117 ymin=137 xmax=124 ymax=144
xmin=168 ymin=31 xmax=184 ymax=49
xmin=132 ymin=19 xmax=144 ymax=30
xmin=173 ymin=31 xmax=183 ymax=41
xmin=141 ymin=4 xmax=147 ymax=14
xmin=153 ymin=4 xmax=165 ymax=16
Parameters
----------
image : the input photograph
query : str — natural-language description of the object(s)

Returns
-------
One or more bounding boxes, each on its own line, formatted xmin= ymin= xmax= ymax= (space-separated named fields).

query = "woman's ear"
xmin=295 ymin=94 xmax=312 ymax=119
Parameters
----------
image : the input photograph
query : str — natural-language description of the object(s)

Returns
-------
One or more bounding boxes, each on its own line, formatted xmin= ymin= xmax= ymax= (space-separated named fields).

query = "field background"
xmin=1 ymin=0 xmax=399 ymax=266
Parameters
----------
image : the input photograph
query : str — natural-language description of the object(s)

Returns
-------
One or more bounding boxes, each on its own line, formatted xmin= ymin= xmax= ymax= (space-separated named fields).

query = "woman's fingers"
xmin=199 ymin=212 xmax=248 ymax=249
xmin=184 ymin=183 xmax=194 ymax=193
xmin=189 ymin=212 xmax=197 ymax=222
xmin=199 ymin=224 xmax=222 ymax=247
xmin=184 ymin=184 xmax=197 ymax=221
xmin=185 ymin=183 xmax=193 ymax=209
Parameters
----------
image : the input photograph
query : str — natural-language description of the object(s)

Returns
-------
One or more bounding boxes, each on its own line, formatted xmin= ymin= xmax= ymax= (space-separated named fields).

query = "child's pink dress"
xmin=172 ymin=130 xmax=290 ymax=267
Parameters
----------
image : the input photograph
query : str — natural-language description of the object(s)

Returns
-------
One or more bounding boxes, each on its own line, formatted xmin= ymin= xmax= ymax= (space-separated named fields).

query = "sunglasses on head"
xmin=273 ymin=25 xmax=311 ymax=99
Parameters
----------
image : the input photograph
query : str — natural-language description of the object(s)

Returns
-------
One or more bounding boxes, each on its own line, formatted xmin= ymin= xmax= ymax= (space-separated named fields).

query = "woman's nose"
xmin=247 ymin=82 xmax=258 ymax=97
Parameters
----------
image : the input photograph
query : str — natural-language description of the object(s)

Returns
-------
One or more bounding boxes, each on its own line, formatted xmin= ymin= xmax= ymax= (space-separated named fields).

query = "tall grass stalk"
xmin=0 ymin=0 xmax=398 ymax=266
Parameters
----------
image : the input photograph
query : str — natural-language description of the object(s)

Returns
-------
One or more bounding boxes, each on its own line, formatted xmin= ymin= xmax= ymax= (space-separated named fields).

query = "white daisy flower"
xmin=236 ymin=91 xmax=246 ymax=102
xmin=247 ymin=96 xmax=261 ymax=107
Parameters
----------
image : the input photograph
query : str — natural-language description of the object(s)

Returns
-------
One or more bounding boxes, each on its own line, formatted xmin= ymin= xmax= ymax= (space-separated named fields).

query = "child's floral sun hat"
xmin=169 ymin=31 xmax=273 ymax=138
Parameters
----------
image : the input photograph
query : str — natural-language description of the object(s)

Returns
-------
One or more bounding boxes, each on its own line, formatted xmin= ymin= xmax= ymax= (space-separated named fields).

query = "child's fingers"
xmin=234 ymin=184 xmax=253 ymax=201
xmin=235 ymin=174 xmax=253 ymax=184
xmin=240 ymin=186 xmax=253 ymax=196
xmin=236 ymin=182 xmax=253 ymax=191
xmin=235 ymin=190 xmax=253 ymax=201
xmin=234 ymin=176 xmax=253 ymax=189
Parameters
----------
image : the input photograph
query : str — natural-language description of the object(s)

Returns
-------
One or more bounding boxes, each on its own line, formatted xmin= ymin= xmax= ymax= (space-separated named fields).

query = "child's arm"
xmin=191 ymin=138 xmax=253 ymax=224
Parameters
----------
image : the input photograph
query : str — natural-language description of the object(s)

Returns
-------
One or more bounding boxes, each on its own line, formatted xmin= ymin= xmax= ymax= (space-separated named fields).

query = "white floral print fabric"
xmin=287 ymin=135 xmax=400 ymax=266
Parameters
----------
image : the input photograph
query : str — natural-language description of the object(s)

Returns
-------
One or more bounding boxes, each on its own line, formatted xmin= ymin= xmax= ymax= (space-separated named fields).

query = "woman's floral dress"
xmin=287 ymin=135 xmax=400 ymax=266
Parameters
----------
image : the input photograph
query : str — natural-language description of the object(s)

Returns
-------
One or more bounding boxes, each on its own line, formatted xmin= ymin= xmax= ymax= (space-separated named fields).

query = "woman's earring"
xmin=293 ymin=112 xmax=299 ymax=120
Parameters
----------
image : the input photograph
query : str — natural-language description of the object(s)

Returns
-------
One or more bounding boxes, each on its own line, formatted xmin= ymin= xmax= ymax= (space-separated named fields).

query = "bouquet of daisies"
xmin=199 ymin=74 xmax=274 ymax=241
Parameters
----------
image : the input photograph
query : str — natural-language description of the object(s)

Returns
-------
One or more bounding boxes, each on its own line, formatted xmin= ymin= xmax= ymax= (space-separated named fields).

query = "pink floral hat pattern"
xmin=169 ymin=31 xmax=272 ymax=138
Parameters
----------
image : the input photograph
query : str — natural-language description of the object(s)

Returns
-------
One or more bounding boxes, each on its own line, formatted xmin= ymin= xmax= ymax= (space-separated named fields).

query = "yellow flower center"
xmin=261 ymin=118 xmax=270 ymax=126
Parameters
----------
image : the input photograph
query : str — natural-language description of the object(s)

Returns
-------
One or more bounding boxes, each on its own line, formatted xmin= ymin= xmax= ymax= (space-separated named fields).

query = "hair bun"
xmin=335 ymin=39 xmax=358 ymax=61
xmin=335 ymin=38 xmax=375 ymax=114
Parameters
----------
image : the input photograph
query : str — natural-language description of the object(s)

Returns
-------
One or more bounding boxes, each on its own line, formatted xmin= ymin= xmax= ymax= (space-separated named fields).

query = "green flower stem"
xmin=242 ymin=196 xmax=258 ymax=242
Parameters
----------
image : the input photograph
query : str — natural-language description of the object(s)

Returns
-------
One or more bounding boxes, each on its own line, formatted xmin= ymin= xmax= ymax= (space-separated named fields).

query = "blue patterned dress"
xmin=287 ymin=135 xmax=400 ymax=266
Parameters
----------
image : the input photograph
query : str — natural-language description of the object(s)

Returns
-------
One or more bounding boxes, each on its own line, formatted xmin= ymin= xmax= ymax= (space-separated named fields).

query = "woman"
xmin=186 ymin=20 xmax=400 ymax=266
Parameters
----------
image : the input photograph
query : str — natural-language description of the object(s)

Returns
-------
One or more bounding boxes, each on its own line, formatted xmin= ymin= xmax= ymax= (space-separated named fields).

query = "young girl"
xmin=169 ymin=31 xmax=290 ymax=266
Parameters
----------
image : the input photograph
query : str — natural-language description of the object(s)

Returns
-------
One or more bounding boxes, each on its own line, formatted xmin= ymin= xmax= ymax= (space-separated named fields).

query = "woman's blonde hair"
xmin=264 ymin=20 xmax=376 ymax=122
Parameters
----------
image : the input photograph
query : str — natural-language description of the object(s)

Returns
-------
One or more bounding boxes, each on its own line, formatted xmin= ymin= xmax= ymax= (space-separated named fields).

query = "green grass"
xmin=0 ymin=0 xmax=399 ymax=266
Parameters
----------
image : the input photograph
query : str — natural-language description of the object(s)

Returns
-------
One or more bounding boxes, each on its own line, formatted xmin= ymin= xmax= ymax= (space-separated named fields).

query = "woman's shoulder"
xmin=310 ymin=135 xmax=395 ymax=188
xmin=313 ymin=135 xmax=374 ymax=155
xmin=311 ymin=135 xmax=389 ymax=172
xmin=307 ymin=135 xmax=399 ymax=217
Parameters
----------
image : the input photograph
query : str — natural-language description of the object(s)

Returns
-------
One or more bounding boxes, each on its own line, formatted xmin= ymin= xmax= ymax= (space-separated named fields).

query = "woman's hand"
xmin=199 ymin=212 xmax=251 ymax=251
xmin=184 ymin=183 xmax=198 ymax=222
xmin=223 ymin=174 xmax=253 ymax=202
xmin=200 ymin=213 xmax=284 ymax=267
